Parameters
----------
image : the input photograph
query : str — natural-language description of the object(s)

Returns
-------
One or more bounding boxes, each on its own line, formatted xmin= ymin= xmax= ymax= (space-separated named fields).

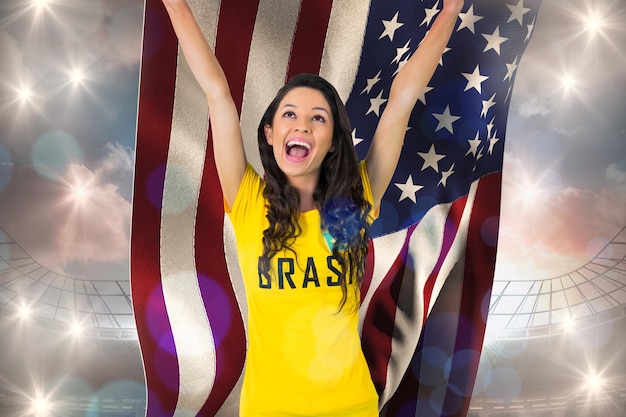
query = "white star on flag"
xmin=504 ymin=56 xmax=519 ymax=81
xmin=361 ymin=70 xmax=382 ymax=94
xmin=466 ymin=132 xmax=481 ymax=157
xmin=457 ymin=5 xmax=483 ymax=34
xmin=481 ymin=93 xmax=497 ymax=117
xmin=420 ymin=1 xmax=441 ymax=27
xmin=379 ymin=12 xmax=404 ymax=41
xmin=487 ymin=117 xmax=496 ymax=138
xmin=489 ymin=132 xmax=500 ymax=154
xmin=432 ymin=105 xmax=461 ymax=133
xmin=418 ymin=85 xmax=434 ymax=105
xmin=392 ymin=40 xmax=412 ymax=65
xmin=417 ymin=144 xmax=445 ymax=172
xmin=438 ymin=163 xmax=455 ymax=187
xmin=352 ymin=129 xmax=364 ymax=146
xmin=507 ymin=0 xmax=531 ymax=25
xmin=482 ymin=26 xmax=508 ymax=55
xmin=462 ymin=64 xmax=489 ymax=93
xmin=366 ymin=90 xmax=387 ymax=117
xmin=525 ymin=17 xmax=536 ymax=42
xmin=395 ymin=175 xmax=423 ymax=203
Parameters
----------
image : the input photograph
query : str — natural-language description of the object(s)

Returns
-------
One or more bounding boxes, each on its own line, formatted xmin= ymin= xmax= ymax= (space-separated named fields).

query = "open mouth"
xmin=285 ymin=139 xmax=311 ymax=161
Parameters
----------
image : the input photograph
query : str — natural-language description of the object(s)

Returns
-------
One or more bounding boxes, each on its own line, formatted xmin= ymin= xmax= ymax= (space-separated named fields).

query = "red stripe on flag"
xmin=422 ymin=196 xmax=467 ymax=326
xmin=286 ymin=0 xmax=334 ymax=80
xmin=359 ymin=239 xmax=376 ymax=303
xmin=445 ymin=172 xmax=502 ymax=417
xmin=380 ymin=175 xmax=503 ymax=417
xmin=132 ymin=1 xmax=181 ymax=416
xmin=214 ymin=0 xmax=261 ymax=111
xmin=361 ymin=224 xmax=416 ymax=395
xmin=195 ymin=1 xmax=261 ymax=415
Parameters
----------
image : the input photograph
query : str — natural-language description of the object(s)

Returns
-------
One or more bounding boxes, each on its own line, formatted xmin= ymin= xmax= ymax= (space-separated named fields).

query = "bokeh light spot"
xmin=197 ymin=274 xmax=233 ymax=349
xmin=32 ymin=130 xmax=83 ymax=180
xmin=480 ymin=216 xmax=500 ymax=247
xmin=430 ymin=381 xmax=464 ymax=416
xmin=145 ymin=285 xmax=177 ymax=354
xmin=370 ymin=199 xmax=399 ymax=237
xmin=414 ymin=346 xmax=449 ymax=386
xmin=161 ymin=163 xmax=197 ymax=214
xmin=472 ymin=353 xmax=493 ymax=396
xmin=481 ymin=289 xmax=491 ymax=324
xmin=88 ymin=380 xmax=145 ymax=417
xmin=142 ymin=8 xmax=166 ymax=58
xmin=146 ymin=164 xmax=166 ymax=210
xmin=444 ymin=349 xmax=482 ymax=396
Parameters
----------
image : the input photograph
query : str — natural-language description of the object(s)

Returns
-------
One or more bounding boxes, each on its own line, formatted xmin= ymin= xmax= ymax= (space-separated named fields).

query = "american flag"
xmin=130 ymin=0 xmax=542 ymax=416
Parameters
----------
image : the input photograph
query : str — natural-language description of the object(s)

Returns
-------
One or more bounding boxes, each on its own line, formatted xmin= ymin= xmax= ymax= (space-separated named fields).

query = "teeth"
xmin=286 ymin=140 xmax=311 ymax=149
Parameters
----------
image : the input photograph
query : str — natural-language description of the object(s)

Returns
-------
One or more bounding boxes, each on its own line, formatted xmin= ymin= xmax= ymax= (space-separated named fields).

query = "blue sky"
xmin=0 ymin=0 xmax=624 ymax=283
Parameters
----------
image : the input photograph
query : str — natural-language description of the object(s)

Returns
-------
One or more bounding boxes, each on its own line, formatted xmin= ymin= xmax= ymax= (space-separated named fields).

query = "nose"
xmin=295 ymin=121 xmax=310 ymax=133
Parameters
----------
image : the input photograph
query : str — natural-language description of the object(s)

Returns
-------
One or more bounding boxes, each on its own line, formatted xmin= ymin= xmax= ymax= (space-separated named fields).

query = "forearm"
xmin=162 ymin=0 xmax=231 ymax=104
xmin=389 ymin=6 xmax=460 ymax=114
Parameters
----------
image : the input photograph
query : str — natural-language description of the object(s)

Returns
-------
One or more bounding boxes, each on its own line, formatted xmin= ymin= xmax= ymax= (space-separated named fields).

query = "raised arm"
xmin=364 ymin=0 xmax=463 ymax=209
xmin=162 ymin=0 xmax=246 ymax=208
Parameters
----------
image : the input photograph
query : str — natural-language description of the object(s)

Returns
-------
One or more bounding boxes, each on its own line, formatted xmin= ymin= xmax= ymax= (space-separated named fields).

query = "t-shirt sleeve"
xmin=358 ymin=161 xmax=380 ymax=221
xmin=225 ymin=163 xmax=266 ymax=227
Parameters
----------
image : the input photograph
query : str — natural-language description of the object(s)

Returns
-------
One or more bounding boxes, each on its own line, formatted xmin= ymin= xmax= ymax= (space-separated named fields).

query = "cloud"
xmin=94 ymin=142 xmax=135 ymax=198
xmin=0 ymin=160 xmax=131 ymax=275
xmin=44 ymin=142 xmax=135 ymax=267
xmin=0 ymin=30 xmax=28 ymax=82
xmin=97 ymin=142 xmax=134 ymax=175
xmin=64 ymin=1 xmax=144 ymax=70
xmin=53 ymin=163 xmax=131 ymax=267
xmin=606 ymin=161 xmax=626 ymax=185
xmin=497 ymin=153 xmax=626 ymax=279
xmin=515 ymin=92 xmax=551 ymax=118
xmin=102 ymin=3 xmax=145 ymax=68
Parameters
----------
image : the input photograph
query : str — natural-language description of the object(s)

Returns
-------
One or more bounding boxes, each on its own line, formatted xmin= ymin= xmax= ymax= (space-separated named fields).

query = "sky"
xmin=0 ymin=0 xmax=625 ymax=285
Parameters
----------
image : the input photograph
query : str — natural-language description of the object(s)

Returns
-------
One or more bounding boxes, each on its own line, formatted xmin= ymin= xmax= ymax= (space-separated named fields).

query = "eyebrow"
xmin=281 ymin=103 xmax=330 ymax=115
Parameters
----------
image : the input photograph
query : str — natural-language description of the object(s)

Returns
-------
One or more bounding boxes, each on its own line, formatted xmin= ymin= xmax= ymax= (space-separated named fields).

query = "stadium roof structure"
xmin=0 ymin=228 xmax=136 ymax=340
xmin=488 ymin=226 xmax=626 ymax=340
xmin=1 ymin=226 xmax=625 ymax=341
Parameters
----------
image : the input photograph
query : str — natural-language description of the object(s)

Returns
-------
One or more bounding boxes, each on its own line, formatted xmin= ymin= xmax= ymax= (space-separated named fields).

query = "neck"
xmin=288 ymin=176 xmax=318 ymax=212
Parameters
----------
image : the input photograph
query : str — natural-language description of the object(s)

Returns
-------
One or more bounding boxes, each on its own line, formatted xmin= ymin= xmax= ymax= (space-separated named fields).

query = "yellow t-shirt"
xmin=226 ymin=162 xmax=378 ymax=417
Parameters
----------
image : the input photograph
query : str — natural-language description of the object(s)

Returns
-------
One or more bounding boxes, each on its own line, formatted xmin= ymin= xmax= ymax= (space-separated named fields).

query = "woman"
xmin=162 ymin=1 xmax=463 ymax=415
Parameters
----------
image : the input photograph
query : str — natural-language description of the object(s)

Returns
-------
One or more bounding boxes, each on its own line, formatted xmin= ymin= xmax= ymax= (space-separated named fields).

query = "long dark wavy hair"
xmin=257 ymin=73 xmax=371 ymax=311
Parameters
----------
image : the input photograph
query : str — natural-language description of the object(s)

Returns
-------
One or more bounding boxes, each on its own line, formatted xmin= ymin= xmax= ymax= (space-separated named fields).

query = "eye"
xmin=282 ymin=111 xmax=296 ymax=118
xmin=312 ymin=114 xmax=326 ymax=123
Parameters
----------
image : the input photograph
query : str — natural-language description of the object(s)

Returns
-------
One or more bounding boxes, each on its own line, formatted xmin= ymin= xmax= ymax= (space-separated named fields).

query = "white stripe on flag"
xmin=239 ymin=0 xmax=302 ymax=174
xmin=319 ymin=0 xmax=371 ymax=102
xmin=380 ymin=180 xmax=478 ymax=405
xmin=427 ymin=180 xmax=478 ymax=317
xmin=160 ymin=1 xmax=221 ymax=415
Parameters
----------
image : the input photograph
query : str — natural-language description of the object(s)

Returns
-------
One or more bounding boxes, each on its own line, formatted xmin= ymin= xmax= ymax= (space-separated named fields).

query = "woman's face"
xmin=264 ymin=87 xmax=335 ymax=188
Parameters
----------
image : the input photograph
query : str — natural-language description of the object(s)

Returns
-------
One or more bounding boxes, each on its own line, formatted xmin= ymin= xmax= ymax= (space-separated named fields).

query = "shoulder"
xmin=225 ymin=163 xmax=265 ymax=216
